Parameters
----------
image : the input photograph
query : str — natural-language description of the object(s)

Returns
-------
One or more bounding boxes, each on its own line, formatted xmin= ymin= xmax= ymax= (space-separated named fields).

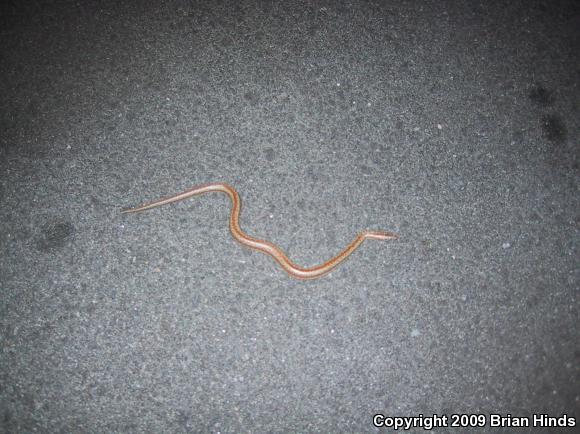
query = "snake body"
xmin=121 ymin=183 xmax=397 ymax=280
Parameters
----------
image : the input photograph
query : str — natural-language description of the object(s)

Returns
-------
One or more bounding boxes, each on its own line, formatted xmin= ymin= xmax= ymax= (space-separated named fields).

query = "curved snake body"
xmin=122 ymin=183 xmax=397 ymax=279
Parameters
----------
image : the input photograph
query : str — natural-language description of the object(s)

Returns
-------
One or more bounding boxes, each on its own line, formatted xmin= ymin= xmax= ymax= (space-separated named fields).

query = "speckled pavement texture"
xmin=1 ymin=1 xmax=578 ymax=432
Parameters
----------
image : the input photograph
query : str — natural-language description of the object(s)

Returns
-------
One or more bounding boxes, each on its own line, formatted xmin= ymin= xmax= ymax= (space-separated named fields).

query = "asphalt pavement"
xmin=1 ymin=0 xmax=578 ymax=432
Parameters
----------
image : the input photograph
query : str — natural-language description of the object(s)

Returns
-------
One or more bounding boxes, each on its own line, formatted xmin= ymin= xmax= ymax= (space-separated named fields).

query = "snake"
xmin=121 ymin=183 xmax=398 ymax=280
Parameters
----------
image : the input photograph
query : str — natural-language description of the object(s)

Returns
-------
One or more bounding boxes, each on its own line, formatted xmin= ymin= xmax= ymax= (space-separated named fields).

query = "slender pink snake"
xmin=121 ymin=183 xmax=398 ymax=280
